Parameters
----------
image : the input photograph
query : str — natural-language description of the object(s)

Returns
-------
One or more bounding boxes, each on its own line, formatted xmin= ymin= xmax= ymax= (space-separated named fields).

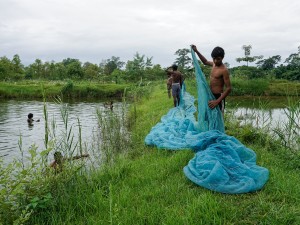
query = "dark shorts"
xmin=172 ymin=83 xmax=181 ymax=97
xmin=213 ymin=93 xmax=225 ymax=111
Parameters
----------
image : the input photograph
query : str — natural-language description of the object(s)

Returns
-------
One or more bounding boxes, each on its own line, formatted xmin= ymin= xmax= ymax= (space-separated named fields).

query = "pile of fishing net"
xmin=145 ymin=48 xmax=269 ymax=194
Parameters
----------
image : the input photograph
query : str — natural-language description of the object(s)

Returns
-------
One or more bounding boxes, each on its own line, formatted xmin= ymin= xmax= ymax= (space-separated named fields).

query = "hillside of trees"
xmin=0 ymin=45 xmax=299 ymax=83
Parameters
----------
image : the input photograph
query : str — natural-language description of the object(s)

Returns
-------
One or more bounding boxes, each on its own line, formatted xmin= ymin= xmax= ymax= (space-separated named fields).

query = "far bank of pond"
xmin=0 ymin=80 xmax=131 ymax=99
xmin=0 ymin=79 xmax=300 ymax=100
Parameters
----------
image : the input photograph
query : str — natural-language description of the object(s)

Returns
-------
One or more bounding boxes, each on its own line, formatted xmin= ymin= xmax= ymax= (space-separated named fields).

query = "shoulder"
xmin=222 ymin=66 xmax=229 ymax=75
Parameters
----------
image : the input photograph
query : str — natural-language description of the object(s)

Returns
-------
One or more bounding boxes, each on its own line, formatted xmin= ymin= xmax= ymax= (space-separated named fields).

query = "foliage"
xmin=100 ymin=56 xmax=125 ymax=75
xmin=236 ymin=45 xmax=263 ymax=66
xmin=230 ymin=65 xmax=265 ymax=79
xmin=0 ymin=144 xmax=53 ymax=225
xmin=61 ymin=80 xmax=74 ymax=96
xmin=0 ymin=80 xmax=131 ymax=99
xmin=256 ymin=55 xmax=281 ymax=70
xmin=230 ymin=77 xmax=269 ymax=95
xmin=0 ymin=46 xmax=300 ymax=83
xmin=174 ymin=48 xmax=192 ymax=71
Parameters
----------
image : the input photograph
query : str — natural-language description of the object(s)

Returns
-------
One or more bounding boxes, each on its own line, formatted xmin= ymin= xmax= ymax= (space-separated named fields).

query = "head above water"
xmin=211 ymin=46 xmax=225 ymax=59
xmin=54 ymin=151 xmax=63 ymax=162
xmin=28 ymin=113 xmax=33 ymax=119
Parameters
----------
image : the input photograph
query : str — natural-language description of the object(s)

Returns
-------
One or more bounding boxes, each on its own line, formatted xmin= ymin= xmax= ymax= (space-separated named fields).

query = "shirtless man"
xmin=166 ymin=74 xmax=173 ymax=99
xmin=191 ymin=45 xmax=232 ymax=113
xmin=169 ymin=64 xmax=183 ymax=107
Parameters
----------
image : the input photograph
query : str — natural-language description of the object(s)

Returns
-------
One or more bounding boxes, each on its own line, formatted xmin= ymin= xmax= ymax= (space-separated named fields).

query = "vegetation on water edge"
xmin=1 ymin=83 xmax=300 ymax=225
xmin=0 ymin=77 xmax=299 ymax=100
xmin=0 ymin=80 xmax=130 ymax=99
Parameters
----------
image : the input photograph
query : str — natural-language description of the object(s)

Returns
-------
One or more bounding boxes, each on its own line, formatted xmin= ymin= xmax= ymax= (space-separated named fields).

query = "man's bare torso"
xmin=172 ymin=71 xmax=182 ymax=84
xmin=210 ymin=64 xmax=227 ymax=94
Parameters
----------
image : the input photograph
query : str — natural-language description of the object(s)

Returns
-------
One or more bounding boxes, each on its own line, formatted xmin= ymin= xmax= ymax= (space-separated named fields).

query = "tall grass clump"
xmin=230 ymin=77 xmax=269 ymax=96
xmin=95 ymin=101 xmax=131 ymax=165
xmin=273 ymin=96 xmax=300 ymax=152
xmin=0 ymin=143 xmax=53 ymax=225
xmin=226 ymin=94 xmax=300 ymax=166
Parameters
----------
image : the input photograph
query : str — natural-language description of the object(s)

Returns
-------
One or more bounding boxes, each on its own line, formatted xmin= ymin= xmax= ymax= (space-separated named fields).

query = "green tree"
xmin=231 ymin=66 xmax=265 ymax=79
xmin=284 ymin=46 xmax=300 ymax=68
xmin=28 ymin=59 xmax=43 ymax=79
xmin=100 ymin=56 xmax=125 ymax=75
xmin=0 ymin=56 xmax=13 ymax=80
xmin=125 ymin=52 xmax=153 ymax=82
xmin=236 ymin=45 xmax=263 ymax=66
xmin=174 ymin=48 xmax=192 ymax=71
xmin=82 ymin=62 xmax=99 ymax=80
xmin=66 ymin=60 xmax=83 ymax=79
xmin=12 ymin=54 xmax=24 ymax=75
xmin=281 ymin=46 xmax=300 ymax=80
xmin=256 ymin=55 xmax=281 ymax=70
xmin=54 ymin=62 xmax=67 ymax=80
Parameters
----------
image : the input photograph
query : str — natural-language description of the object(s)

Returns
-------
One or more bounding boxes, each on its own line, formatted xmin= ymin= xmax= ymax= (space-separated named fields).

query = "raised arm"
xmin=191 ymin=45 xmax=213 ymax=66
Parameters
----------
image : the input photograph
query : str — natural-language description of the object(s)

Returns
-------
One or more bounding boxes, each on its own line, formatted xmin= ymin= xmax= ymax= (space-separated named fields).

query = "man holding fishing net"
xmin=191 ymin=45 xmax=232 ymax=114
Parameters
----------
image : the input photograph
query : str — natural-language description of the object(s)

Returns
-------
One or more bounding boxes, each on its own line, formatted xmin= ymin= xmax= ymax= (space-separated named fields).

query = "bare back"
xmin=171 ymin=71 xmax=183 ymax=84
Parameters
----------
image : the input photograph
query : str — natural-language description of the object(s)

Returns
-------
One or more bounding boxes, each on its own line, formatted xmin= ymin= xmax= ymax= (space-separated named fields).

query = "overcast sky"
xmin=1 ymin=0 xmax=299 ymax=68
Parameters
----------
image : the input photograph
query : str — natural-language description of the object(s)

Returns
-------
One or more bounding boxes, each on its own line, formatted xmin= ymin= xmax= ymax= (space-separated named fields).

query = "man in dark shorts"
xmin=169 ymin=64 xmax=183 ymax=107
xmin=191 ymin=45 xmax=232 ymax=115
xmin=213 ymin=93 xmax=225 ymax=111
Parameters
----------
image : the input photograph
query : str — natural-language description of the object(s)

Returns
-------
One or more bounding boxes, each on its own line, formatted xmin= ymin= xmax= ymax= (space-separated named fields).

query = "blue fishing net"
xmin=145 ymin=47 xmax=269 ymax=194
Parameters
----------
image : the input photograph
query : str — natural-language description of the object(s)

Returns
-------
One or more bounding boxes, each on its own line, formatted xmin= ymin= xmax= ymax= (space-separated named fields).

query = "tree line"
xmin=0 ymin=46 xmax=299 ymax=82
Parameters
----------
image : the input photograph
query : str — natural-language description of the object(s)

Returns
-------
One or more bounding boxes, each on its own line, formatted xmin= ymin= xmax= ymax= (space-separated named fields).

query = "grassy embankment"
xmin=0 ymin=78 xmax=299 ymax=100
xmin=0 ymin=80 xmax=130 ymax=99
xmin=22 ymin=80 xmax=300 ymax=225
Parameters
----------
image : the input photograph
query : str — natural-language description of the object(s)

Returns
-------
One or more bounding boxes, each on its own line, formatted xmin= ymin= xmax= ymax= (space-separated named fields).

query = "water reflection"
xmin=230 ymin=107 xmax=289 ymax=129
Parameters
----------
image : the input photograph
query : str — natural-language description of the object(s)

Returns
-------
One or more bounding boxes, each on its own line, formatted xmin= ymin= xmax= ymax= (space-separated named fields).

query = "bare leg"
xmin=173 ymin=96 xmax=177 ymax=107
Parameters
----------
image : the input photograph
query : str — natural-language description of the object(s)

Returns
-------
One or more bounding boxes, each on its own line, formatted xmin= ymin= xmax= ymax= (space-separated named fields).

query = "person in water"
xmin=50 ymin=151 xmax=89 ymax=172
xmin=27 ymin=113 xmax=40 ymax=125
xmin=104 ymin=101 xmax=113 ymax=111
xmin=191 ymin=45 xmax=232 ymax=114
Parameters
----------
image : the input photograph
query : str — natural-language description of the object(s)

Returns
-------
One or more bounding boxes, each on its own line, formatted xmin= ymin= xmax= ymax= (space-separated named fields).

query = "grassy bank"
xmin=1 ymin=82 xmax=300 ymax=224
xmin=0 ymin=78 xmax=299 ymax=100
xmin=230 ymin=78 xmax=300 ymax=96
xmin=0 ymin=80 xmax=130 ymax=99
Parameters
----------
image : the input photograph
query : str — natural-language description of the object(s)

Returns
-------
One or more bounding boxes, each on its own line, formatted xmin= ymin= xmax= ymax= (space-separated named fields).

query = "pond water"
xmin=0 ymin=99 xmax=127 ymax=164
xmin=0 ymin=97 xmax=298 ymax=164
xmin=229 ymin=107 xmax=289 ymax=129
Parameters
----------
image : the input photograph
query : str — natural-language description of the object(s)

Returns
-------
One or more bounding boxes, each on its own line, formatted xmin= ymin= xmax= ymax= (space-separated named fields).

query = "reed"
xmin=273 ymin=96 xmax=300 ymax=152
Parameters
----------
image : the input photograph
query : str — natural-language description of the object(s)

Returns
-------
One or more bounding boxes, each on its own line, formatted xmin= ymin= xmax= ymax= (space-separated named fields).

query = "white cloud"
xmin=0 ymin=0 xmax=299 ymax=67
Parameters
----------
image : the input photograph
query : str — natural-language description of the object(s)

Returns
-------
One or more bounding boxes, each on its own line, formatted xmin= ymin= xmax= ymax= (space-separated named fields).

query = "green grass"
xmin=24 ymin=83 xmax=300 ymax=225
xmin=0 ymin=80 xmax=130 ymax=99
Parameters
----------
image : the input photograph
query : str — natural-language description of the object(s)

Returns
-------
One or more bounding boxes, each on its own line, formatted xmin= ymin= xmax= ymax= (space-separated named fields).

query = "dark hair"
xmin=171 ymin=64 xmax=178 ymax=70
xmin=28 ymin=113 xmax=33 ymax=119
xmin=211 ymin=46 xmax=225 ymax=58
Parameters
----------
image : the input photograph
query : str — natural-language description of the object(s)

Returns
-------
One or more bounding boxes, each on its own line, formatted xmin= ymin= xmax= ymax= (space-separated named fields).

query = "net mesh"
xmin=145 ymin=48 xmax=269 ymax=194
